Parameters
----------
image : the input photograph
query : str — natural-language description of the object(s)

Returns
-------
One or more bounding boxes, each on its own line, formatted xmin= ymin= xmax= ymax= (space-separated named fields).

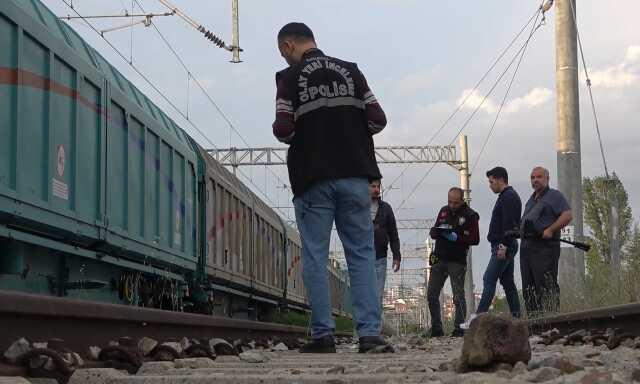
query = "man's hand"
xmin=542 ymin=228 xmax=554 ymax=239
xmin=496 ymin=247 xmax=507 ymax=260
xmin=393 ymin=260 xmax=401 ymax=272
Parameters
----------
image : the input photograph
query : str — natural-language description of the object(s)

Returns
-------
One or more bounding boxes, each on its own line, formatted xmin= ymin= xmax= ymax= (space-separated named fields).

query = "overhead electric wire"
xmin=567 ymin=0 xmax=609 ymax=178
xmin=471 ymin=9 xmax=544 ymax=174
xmin=59 ymin=0 xmax=293 ymax=221
xmin=131 ymin=0 xmax=293 ymax=201
xmin=396 ymin=7 xmax=546 ymax=211
xmin=383 ymin=6 xmax=542 ymax=197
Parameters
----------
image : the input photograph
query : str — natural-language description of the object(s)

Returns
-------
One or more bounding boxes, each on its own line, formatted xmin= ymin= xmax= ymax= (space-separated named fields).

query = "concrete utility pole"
xmin=458 ymin=135 xmax=475 ymax=317
xmin=230 ymin=0 xmax=241 ymax=63
xmin=555 ymin=0 xmax=585 ymax=288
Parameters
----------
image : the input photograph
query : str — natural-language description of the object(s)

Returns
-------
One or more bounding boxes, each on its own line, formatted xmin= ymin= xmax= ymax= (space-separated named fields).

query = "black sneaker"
xmin=299 ymin=335 xmax=336 ymax=353
xmin=450 ymin=328 xmax=464 ymax=337
xmin=358 ymin=336 xmax=394 ymax=353
xmin=429 ymin=328 xmax=445 ymax=338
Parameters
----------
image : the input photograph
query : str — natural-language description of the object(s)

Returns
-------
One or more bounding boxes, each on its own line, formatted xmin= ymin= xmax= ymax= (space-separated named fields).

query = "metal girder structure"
xmin=206 ymin=145 xmax=462 ymax=168
xmin=396 ymin=219 xmax=435 ymax=231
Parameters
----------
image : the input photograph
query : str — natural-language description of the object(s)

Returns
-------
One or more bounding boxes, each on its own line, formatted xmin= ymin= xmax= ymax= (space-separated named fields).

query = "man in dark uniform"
xmin=369 ymin=178 xmax=401 ymax=309
xmin=520 ymin=166 xmax=572 ymax=317
xmin=427 ymin=187 xmax=479 ymax=337
xmin=272 ymin=23 xmax=390 ymax=353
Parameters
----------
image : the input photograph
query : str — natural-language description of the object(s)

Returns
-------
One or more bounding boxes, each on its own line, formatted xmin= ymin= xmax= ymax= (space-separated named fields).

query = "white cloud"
xmin=457 ymin=87 xmax=553 ymax=115
xmin=391 ymin=69 xmax=439 ymax=97
xmin=625 ymin=45 xmax=640 ymax=62
xmin=585 ymin=44 xmax=640 ymax=88
xmin=504 ymin=87 xmax=553 ymax=114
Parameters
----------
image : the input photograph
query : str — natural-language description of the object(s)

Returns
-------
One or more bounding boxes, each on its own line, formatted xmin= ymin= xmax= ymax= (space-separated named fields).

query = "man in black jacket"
xmin=461 ymin=167 xmax=521 ymax=330
xmin=369 ymin=179 xmax=401 ymax=309
xmin=273 ymin=23 xmax=390 ymax=353
xmin=427 ymin=187 xmax=479 ymax=337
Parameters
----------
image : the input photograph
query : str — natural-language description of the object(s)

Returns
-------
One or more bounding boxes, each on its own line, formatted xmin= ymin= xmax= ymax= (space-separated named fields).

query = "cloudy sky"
xmin=43 ymin=0 xmax=640 ymax=293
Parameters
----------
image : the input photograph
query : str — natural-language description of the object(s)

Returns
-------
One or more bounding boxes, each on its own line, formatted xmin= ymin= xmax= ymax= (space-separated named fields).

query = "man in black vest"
xmin=427 ymin=187 xmax=479 ymax=337
xmin=273 ymin=23 xmax=390 ymax=353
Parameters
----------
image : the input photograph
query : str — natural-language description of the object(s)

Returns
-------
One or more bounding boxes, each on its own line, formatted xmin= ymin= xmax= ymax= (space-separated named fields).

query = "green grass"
xmin=271 ymin=310 xmax=354 ymax=334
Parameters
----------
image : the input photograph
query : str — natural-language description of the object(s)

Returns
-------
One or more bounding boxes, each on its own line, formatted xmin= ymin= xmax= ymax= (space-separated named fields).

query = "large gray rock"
xmin=3 ymin=338 xmax=30 ymax=363
xmin=460 ymin=313 xmax=531 ymax=370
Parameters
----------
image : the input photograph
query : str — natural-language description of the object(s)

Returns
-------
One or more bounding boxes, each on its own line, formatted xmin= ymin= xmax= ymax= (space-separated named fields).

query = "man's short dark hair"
xmin=486 ymin=166 xmax=509 ymax=183
xmin=278 ymin=22 xmax=315 ymax=42
xmin=448 ymin=187 xmax=464 ymax=200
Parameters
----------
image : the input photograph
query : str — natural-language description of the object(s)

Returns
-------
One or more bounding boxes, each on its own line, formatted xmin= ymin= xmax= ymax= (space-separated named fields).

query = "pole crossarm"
xmin=206 ymin=145 xmax=461 ymax=167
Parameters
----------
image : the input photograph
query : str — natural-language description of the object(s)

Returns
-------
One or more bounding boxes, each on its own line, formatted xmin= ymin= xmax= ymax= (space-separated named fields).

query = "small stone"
xmin=209 ymin=338 xmax=235 ymax=355
xmin=552 ymin=357 xmax=583 ymax=374
xmin=174 ymin=357 xmax=216 ymax=369
xmin=512 ymin=361 xmax=528 ymax=375
xmin=68 ymin=368 xmax=127 ymax=384
xmin=579 ymin=371 xmax=625 ymax=384
xmin=137 ymin=337 xmax=158 ymax=356
xmin=529 ymin=336 xmax=544 ymax=345
xmin=3 ymin=338 xmax=30 ymax=363
xmin=581 ymin=359 xmax=604 ymax=367
xmin=374 ymin=365 xmax=388 ymax=373
xmin=553 ymin=337 xmax=567 ymax=345
xmin=527 ymin=367 xmax=561 ymax=383
xmin=585 ymin=351 xmax=601 ymax=358
xmin=238 ymin=350 xmax=269 ymax=363
xmin=72 ymin=352 xmax=84 ymax=366
xmin=137 ymin=361 xmax=175 ymax=375
xmin=0 ymin=378 xmax=32 ymax=384
xmin=215 ymin=355 xmax=241 ymax=363
xmin=87 ymin=346 xmax=101 ymax=361
xmin=395 ymin=343 xmax=408 ymax=352
xmin=161 ymin=342 xmax=182 ymax=355
xmin=248 ymin=340 xmax=256 ymax=349
xmin=180 ymin=337 xmax=191 ymax=351
xmin=43 ymin=358 xmax=56 ymax=371
xmin=28 ymin=355 xmax=49 ymax=369
xmin=620 ymin=338 xmax=635 ymax=348
xmin=407 ymin=335 xmax=425 ymax=346
xmin=118 ymin=337 xmax=134 ymax=348
xmin=326 ymin=365 xmax=346 ymax=374
xmin=388 ymin=366 xmax=408 ymax=374
xmin=271 ymin=342 xmax=288 ymax=351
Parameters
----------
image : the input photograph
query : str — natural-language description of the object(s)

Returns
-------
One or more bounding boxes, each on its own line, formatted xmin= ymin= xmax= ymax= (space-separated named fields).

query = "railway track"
xmin=1 ymin=291 xmax=639 ymax=383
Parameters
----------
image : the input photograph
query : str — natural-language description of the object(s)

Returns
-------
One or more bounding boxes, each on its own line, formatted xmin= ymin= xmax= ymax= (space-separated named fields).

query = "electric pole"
xmin=556 ymin=0 xmax=585 ymax=288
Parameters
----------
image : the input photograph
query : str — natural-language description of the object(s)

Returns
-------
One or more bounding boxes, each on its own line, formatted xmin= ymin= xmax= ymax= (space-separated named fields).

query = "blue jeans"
xmin=294 ymin=177 xmax=380 ymax=338
xmin=476 ymin=242 xmax=521 ymax=318
xmin=375 ymin=257 xmax=387 ymax=310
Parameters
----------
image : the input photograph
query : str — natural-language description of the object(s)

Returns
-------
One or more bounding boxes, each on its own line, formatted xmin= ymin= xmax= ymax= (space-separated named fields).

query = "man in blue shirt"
xmin=462 ymin=167 xmax=522 ymax=329
xmin=520 ymin=166 xmax=572 ymax=317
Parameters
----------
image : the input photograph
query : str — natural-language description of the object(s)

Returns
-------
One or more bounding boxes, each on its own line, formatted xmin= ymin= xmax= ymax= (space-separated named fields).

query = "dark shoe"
xmin=429 ymin=328 xmax=445 ymax=338
xmin=358 ymin=336 xmax=394 ymax=353
xmin=450 ymin=328 xmax=464 ymax=337
xmin=299 ymin=335 xmax=336 ymax=353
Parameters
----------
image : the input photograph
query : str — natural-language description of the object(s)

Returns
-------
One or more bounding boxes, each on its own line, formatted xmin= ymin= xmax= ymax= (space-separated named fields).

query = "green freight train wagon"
xmin=0 ymin=0 xmax=198 ymax=302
